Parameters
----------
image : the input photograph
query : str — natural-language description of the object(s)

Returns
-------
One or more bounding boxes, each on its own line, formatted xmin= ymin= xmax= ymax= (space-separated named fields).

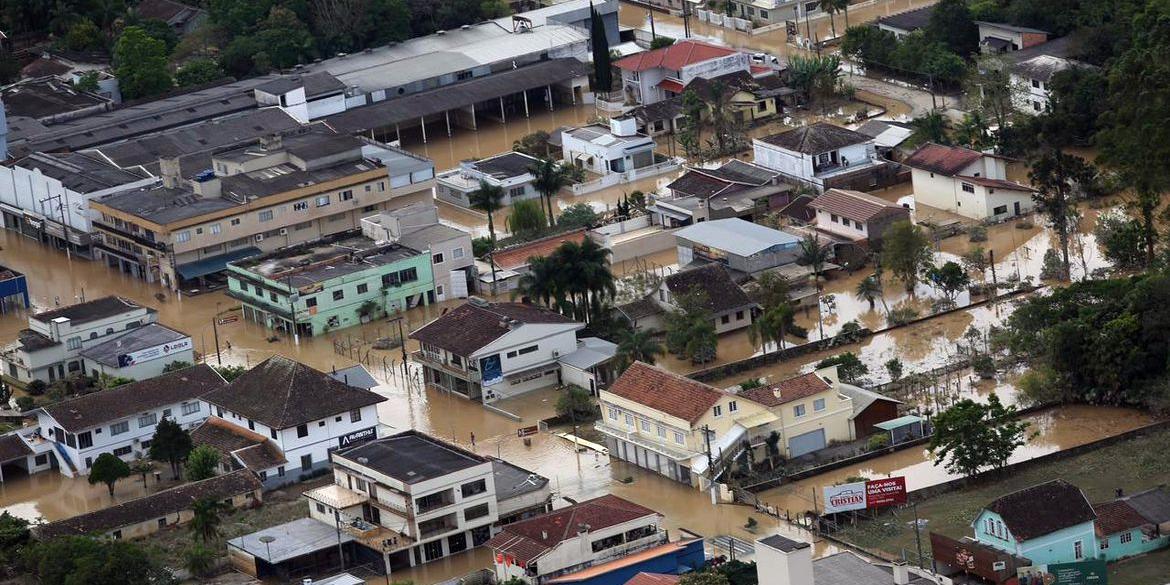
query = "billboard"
xmin=1018 ymin=561 xmax=1107 ymax=585
xmin=116 ymin=337 xmax=194 ymax=368
xmin=822 ymin=477 xmax=908 ymax=513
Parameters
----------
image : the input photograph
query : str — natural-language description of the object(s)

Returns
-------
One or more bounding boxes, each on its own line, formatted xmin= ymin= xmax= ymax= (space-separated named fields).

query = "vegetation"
xmin=174 ymin=58 xmax=224 ymax=87
xmin=0 ymin=512 xmax=30 ymax=565
xmin=23 ymin=536 xmax=175 ymax=585
xmin=885 ymin=358 xmax=904 ymax=382
xmin=530 ymin=159 xmax=572 ymax=227
xmin=924 ymin=261 xmax=970 ymax=303
xmin=787 ymin=55 xmax=843 ymax=109
xmin=649 ymin=36 xmax=675 ymax=49
xmin=113 ymin=26 xmax=173 ymax=100
xmin=212 ymin=365 xmax=247 ymax=381
xmin=557 ymin=203 xmax=599 ymax=230
xmin=816 ymin=352 xmax=868 ymax=384
xmin=930 ymin=393 xmax=1030 ymax=477
xmin=854 ymin=275 xmax=882 ymax=311
xmin=664 ymin=290 xmax=718 ymax=364
xmin=88 ymin=453 xmax=131 ymax=497
xmin=1029 ymin=150 xmax=1098 ymax=280
xmin=162 ymin=361 xmax=192 ymax=373
xmin=471 ymin=180 xmax=506 ymax=289
xmin=615 ymin=329 xmax=664 ymax=368
xmin=149 ymin=417 xmax=193 ymax=480
xmin=506 ymin=199 xmax=547 ymax=240
xmin=1094 ymin=209 xmax=1146 ymax=271
xmin=182 ymin=543 xmax=218 ymax=578
xmin=749 ymin=304 xmax=796 ymax=354
xmin=513 ymin=131 xmax=554 ymax=159
xmin=185 ymin=445 xmax=222 ymax=481
xmin=881 ymin=221 xmax=933 ymax=292
xmin=590 ymin=4 xmax=612 ymax=92
xmin=513 ymin=238 xmax=615 ymax=323
xmin=190 ymin=497 xmax=231 ymax=542
xmin=555 ymin=385 xmax=596 ymax=422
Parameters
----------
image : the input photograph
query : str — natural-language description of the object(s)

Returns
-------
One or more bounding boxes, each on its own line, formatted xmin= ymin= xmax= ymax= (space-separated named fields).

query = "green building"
xmin=226 ymin=230 xmax=434 ymax=337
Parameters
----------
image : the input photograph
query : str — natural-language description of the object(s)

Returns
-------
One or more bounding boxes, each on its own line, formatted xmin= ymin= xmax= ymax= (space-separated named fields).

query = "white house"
xmin=1011 ymin=55 xmax=1089 ymax=114
xmin=807 ymin=188 xmax=911 ymax=247
xmin=435 ymin=151 xmax=543 ymax=208
xmin=487 ymin=494 xmax=665 ymax=583
xmin=77 ymin=323 xmax=194 ymax=381
xmin=32 ymin=364 xmax=226 ymax=477
xmin=361 ymin=203 xmax=475 ymax=302
xmin=560 ymin=118 xmax=658 ymax=176
xmin=410 ymin=298 xmax=603 ymax=403
xmin=976 ymin=21 xmax=1048 ymax=54
xmin=613 ymin=40 xmax=749 ymax=106
xmin=197 ymin=355 xmax=388 ymax=488
xmin=752 ymin=123 xmax=887 ymax=192
xmin=253 ymin=73 xmax=348 ymax=123
xmin=1 ymin=296 xmax=158 ymax=385
xmin=903 ymin=143 xmax=1037 ymax=220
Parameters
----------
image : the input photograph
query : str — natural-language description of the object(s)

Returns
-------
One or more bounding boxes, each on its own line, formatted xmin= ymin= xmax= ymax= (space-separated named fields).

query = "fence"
xmin=568 ymin=157 xmax=683 ymax=196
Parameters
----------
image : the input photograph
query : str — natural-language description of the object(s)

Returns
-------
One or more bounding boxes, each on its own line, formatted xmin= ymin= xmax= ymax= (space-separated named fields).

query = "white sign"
xmin=823 ymin=482 xmax=867 ymax=514
xmin=117 ymin=337 xmax=194 ymax=367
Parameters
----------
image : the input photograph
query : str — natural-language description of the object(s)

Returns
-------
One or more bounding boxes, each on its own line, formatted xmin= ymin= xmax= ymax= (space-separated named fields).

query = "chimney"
xmin=159 ymin=156 xmax=182 ymax=189
xmin=893 ymin=565 xmax=911 ymax=585
xmin=541 ymin=530 xmax=548 ymax=540
xmin=260 ymin=134 xmax=283 ymax=151
xmin=754 ymin=535 xmax=813 ymax=585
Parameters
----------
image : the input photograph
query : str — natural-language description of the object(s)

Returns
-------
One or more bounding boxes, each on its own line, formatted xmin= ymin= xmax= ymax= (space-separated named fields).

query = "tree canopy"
xmin=113 ymin=26 xmax=173 ymax=100
xmin=929 ymin=393 xmax=1030 ymax=477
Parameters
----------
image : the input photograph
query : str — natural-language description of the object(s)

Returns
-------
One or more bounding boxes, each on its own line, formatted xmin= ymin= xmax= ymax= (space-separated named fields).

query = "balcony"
xmin=418 ymin=514 xmax=460 ymax=539
xmin=411 ymin=350 xmax=480 ymax=382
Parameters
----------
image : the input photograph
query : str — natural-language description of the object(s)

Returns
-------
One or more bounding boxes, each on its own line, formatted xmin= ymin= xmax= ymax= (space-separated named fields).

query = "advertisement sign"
xmin=116 ymin=337 xmax=194 ymax=368
xmin=480 ymin=355 xmax=503 ymax=386
xmin=516 ymin=426 xmax=539 ymax=438
xmin=337 ymin=426 xmax=377 ymax=448
xmin=822 ymin=477 xmax=908 ymax=513
xmin=1018 ymin=560 xmax=1107 ymax=585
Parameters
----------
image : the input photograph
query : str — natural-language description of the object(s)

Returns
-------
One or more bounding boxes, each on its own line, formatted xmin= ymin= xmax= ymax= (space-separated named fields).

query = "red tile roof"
xmin=625 ymin=574 xmax=681 ymax=585
xmin=489 ymin=229 xmax=589 ymax=270
xmin=959 ymin=175 xmax=1038 ymax=192
xmin=740 ymin=372 xmax=831 ymax=407
xmin=487 ymin=495 xmax=660 ymax=565
xmin=658 ymin=78 xmax=685 ymax=94
xmin=606 ymin=362 xmax=727 ymax=423
xmin=809 ymin=188 xmax=909 ymax=222
xmin=1093 ymin=500 xmax=1150 ymax=536
xmin=903 ymin=143 xmax=984 ymax=176
xmin=549 ymin=543 xmax=691 ymax=584
xmin=615 ymin=40 xmax=739 ymax=73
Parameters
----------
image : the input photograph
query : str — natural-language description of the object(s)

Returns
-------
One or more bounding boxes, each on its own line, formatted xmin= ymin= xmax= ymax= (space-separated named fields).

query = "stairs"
xmin=51 ymin=442 xmax=78 ymax=478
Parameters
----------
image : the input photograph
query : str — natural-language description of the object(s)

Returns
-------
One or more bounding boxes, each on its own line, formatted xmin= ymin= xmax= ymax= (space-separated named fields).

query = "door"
xmin=449 ymin=269 xmax=469 ymax=299
xmin=788 ymin=429 xmax=827 ymax=458
xmin=1013 ymin=201 xmax=1021 ymax=216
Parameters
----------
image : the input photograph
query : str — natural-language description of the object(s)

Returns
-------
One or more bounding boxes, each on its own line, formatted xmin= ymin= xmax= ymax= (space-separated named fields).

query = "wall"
xmin=90 ymin=345 xmax=195 ymax=381
xmin=0 ymin=164 xmax=154 ymax=236
xmin=816 ymin=208 xmax=870 ymax=240
xmin=103 ymin=488 xmax=259 ymax=540
xmin=769 ymin=389 xmax=854 ymax=456
xmin=752 ymin=142 xmax=811 ymax=181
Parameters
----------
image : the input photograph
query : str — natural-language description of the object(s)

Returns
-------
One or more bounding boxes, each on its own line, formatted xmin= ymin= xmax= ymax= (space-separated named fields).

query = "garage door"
xmin=789 ymin=429 xmax=826 ymax=458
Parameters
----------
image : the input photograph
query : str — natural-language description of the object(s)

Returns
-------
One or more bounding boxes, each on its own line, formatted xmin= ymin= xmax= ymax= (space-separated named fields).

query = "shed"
xmin=874 ymin=414 xmax=925 ymax=445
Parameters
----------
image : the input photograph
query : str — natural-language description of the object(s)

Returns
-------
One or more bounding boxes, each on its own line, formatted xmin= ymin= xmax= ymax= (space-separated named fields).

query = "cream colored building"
xmin=739 ymin=366 xmax=855 ymax=459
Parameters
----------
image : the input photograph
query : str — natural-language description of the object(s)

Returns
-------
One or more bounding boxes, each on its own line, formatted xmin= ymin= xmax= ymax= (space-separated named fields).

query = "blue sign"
xmin=480 ymin=355 xmax=503 ymax=386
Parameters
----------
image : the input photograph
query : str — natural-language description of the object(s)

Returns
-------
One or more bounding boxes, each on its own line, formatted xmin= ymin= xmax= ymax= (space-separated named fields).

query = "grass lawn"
xmin=835 ymin=426 xmax=1170 ymax=567
xmin=1110 ymin=547 xmax=1170 ymax=585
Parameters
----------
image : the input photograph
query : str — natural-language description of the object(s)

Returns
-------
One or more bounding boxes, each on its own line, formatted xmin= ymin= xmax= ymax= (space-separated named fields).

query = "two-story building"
xmin=651 ymin=160 xmax=791 ymax=226
xmin=32 ymin=364 xmax=226 ymax=477
xmin=88 ymin=128 xmax=435 ymax=291
xmin=487 ymin=495 xmax=665 ymax=583
xmin=409 ymin=299 xmax=587 ymax=403
xmin=1 ymin=296 xmax=156 ymax=385
xmin=1011 ymin=55 xmax=1090 ymax=114
xmin=738 ymin=368 xmax=855 ymax=459
xmin=360 ymin=203 xmax=476 ymax=302
xmin=903 ymin=143 xmax=1036 ymax=220
xmin=197 ymin=355 xmax=388 ymax=487
xmin=1092 ymin=486 xmax=1170 ymax=562
xmin=976 ymin=21 xmax=1048 ymax=54
xmin=971 ymin=479 xmax=1098 ymax=566
xmin=560 ymin=118 xmax=658 ymax=176
xmin=77 ymin=322 xmax=194 ymax=381
xmin=613 ymin=40 xmax=749 ymax=107
xmin=658 ymin=263 xmax=757 ymax=335
xmin=226 ymin=230 xmax=433 ymax=338
xmin=435 ymin=151 xmax=544 ymax=208
xmin=807 ymin=188 xmax=911 ymax=249
xmin=753 ymin=122 xmax=893 ymax=192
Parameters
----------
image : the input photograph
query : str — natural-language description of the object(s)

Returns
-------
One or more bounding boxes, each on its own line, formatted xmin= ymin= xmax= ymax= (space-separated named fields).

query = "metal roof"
xmin=874 ymin=415 xmax=924 ymax=430
xmin=675 ymin=218 xmax=800 ymax=257
xmin=228 ymin=518 xmax=355 ymax=564
xmin=78 ymin=323 xmax=191 ymax=367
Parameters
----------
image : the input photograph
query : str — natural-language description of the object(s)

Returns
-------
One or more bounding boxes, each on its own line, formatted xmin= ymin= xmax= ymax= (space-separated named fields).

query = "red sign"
xmin=516 ymin=425 xmax=539 ymax=438
xmin=865 ymin=477 xmax=908 ymax=508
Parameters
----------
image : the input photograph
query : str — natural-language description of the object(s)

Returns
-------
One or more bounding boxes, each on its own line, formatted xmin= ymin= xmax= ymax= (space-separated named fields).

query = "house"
xmin=1 ymin=296 xmax=157 ymax=385
xmin=32 ymin=469 xmax=261 ymax=540
xmin=487 ymin=494 xmax=666 ymax=583
xmin=31 ymin=364 xmax=226 ymax=477
xmin=657 ymin=264 xmax=757 ymax=335
xmin=835 ymin=383 xmax=902 ymax=439
xmin=134 ymin=0 xmax=208 ymax=35
xmin=756 ymin=534 xmax=939 ymax=585
xmin=652 ymin=160 xmax=791 ymax=226
xmin=738 ymin=368 xmax=855 ymax=458
xmin=613 ymin=40 xmax=749 ymax=106
xmin=629 ymin=97 xmax=685 ymax=137
xmin=855 ymin=120 xmax=914 ymax=159
xmin=361 ymin=203 xmax=476 ymax=302
xmin=684 ymin=70 xmax=789 ymax=124
xmin=546 ymin=540 xmax=704 ymax=585
xmin=0 ymin=151 xmax=156 ymax=257
xmin=410 ymin=298 xmax=596 ymax=403
xmin=481 ymin=230 xmax=590 ymax=293
xmin=730 ymin=0 xmax=821 ymax=26
xmin=302 ymin=430 xmax=551 ymax=572
xmin=0 ymin=265 xmax=29 ymax=313
xmin=972 ymin=479 xmax=1098 ymax=565
xmin=190 ymin=417 xmax=288 ymax=486
xmin=976 ymin=21 xmax=1048 ymax=54
xmin=674 ymin=218 xmax=803 ymax=274
xmin=198 ymin=355 xmax=388 ymax=487
xmin=88 ymin=129 xmax=436 ymax=290
xmin=226 ymin=230 xmax=434 ymax=337
xmin=903 ymin=143 xmax=1036 ymax=220
xmin=753 ymin=122 xmax=894 ymax=192
xmin=1011 ymin=55 xmax=1091 ymax=114
xmin=77 ymin=323 xmax=194 ymax=381
xmin=808 ymin=188 xmax=911 ymax=248
xmin=557 ymin=337 xmax=620 ymax=395
xmin=435 ymin=151 xmax=544 ymax=208
xmin=1092 ymin=487 xmax=1170 ymax=561
xmin=875 ymin=5 xmax=934 ymax=39
xmin=561 ymin=118 xmax=658 ymax=176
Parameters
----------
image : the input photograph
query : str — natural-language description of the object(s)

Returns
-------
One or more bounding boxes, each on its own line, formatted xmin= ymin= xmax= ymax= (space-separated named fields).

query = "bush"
xmin=971 ymin=353 xmax=996 ymax=378
xmin=26 ymin=380 xmax=47 ymax=397
xmin=739 ymin=378 xmax=763 ymax=390
xmin=968 ymin=225 xmax=988 ymax=242
xmin=14 ymin=396 xmax=34 ymax=412
xmin=183 ymin=543 xmax=218 ymax=578
xmin=867 ymin=434 xmax=891 ymax=451
xmin=887 ymin=306 xmax=920 ymax=326
xmin=557 ymin=203 xmax=599 ymax=230
xmin=472 ymin=236 xmax=495 ymax=258
xmin=556 ymin=385 xmax=596 ymax=421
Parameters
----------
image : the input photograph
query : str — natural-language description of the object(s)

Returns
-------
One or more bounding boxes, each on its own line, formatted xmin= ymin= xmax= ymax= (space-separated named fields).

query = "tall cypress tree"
xmin=590 ymin=4 xmax=612 ymax=93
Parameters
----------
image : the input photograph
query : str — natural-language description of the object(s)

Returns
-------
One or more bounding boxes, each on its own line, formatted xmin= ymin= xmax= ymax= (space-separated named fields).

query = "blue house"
xmin=971 ymin=480 xmax=1098 ymax=566
xmin=1093 ymin=487 xmax=1170 ymax=561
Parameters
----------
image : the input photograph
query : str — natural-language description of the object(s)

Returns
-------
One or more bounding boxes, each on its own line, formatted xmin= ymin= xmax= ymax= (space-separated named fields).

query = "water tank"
xmin=609 ymin=116 xmax=637 ymax=137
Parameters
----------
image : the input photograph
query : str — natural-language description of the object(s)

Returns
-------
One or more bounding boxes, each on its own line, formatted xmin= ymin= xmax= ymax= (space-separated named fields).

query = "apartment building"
xmin=0 ymin=296 xmax=156 ymax=385
xmin=360 ymin=203 xmax=476 ymax=302
xmin=88 ymin=128 xmax=435 ymax=291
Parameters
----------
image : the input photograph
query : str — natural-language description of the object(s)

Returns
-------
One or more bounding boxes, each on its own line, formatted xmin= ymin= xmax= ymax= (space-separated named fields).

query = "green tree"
xmin=557 ymin=202 xmax=599 ymax=230
xmin=649 ymin=36 xmax=675 ymax=49
xmin=184 ymin=444 xmax=221 ymax=481
xmin=664 ymin=290 xmax=717 ymax=364
xmin=881 ymin=221 xmax=933 ymax=292
xmin=930 ymin=393 xmax=1030 ymax=477
xmin=679 ymin=569 xmax=730 ymax=585
xmin=748 ymin=303 xmax=796 ymax=354
xmin=908 ymin=111 xmax=950 ymax=146
xmin=514 ymin=255 xmax=559 ymax=306
xmin=113 ymin=26 xmax=173 ymax=100
xmin=23 ymin=535 xmax=176 ymax=585
xmin=798 ymin=232 xmax=832 ymax=338
xmin=678 ymin=89 xmax=703 ymax=157
xmin=131 ymin=18 xmax=180 ymax=52
xmin=963 ymin=56 xmax=1017 ymax=136
xmin=471 ymin=180 xmax=505 ymax=291
xmin=149 ymin=416 xmax=192 ymax=480
xmin=174 ymin=58 xmax=224 ymax=87
xmin=189 ymin=497 xmax=231 ymax=542
xmin=530 ymin=158 xmax=571 ymax=226
xmin=513 ymin=131 xmax=553 ymax=158
xmin=816 ymin=352 xmax=868 ymax=384
xmin=885 ymin=358 xmax=904 ymax=382
xmin=183 ymin=543 xmax=218 ymax=578
xmin=1093 ymin=209 xmax=1145 ymax=271
xmin=925 ymin=260 xmax=970 ymax=302
xmin=787 ymin=54 xmax=841 ymax=109
xmin=129 ymin=458 xmax=155 ymax=486
xmin=88 ymin=452 xmax=131 ymax=497
xmin=822 ymin=0 xmax=848 ymax=39
xmin=615 ymin=329 xmax=664 ymax=367
xmin=1029 ymin=149 xmax=1097 ymax=279
xmin=841 ymin=25 xmax=895 ymax=70
xmin=213 ymin=365 xmax=246 ymax=381
xmin=590 ymin=4 xmax=611 ymax=92
xmin=0 ymin=512 xmax=30 ymax=564
xmin=555 ymin=385 xmax=595 ymax=421
xmin=61 ymin=19 xmax=104 ymax=51
xmin=507 ymin=199 xmax=547 ymax=240
xmin=926 ymin=0 xmax=978 ymax=56
xmin=854 ymin=275 xmax=882 ymax=311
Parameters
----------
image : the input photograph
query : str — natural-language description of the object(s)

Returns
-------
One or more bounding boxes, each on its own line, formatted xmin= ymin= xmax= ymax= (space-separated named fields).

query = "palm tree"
xmin=530 ymin=159 xmax=571 ymax=227
xmin=798 ymin=233 xmax=833 ymax=340
xmin=189 ymin=497 xmax=230 ymax=542
xmin=551 ymin=238 xmax=615 ymax=323
xmin=855 ymin=275 xmax=882 ymax=311
xmin=824 ymin=0 xmax=848 ymax=39
xmin=470 ymin=180 xmax=505 ymax=293
xmin=748 ymin=304 xmax=796 ymax=353
xmin=514 ymin=255 xmax=559 ymax=307
xmin=616 ymin=329 xmax=664 ymax=367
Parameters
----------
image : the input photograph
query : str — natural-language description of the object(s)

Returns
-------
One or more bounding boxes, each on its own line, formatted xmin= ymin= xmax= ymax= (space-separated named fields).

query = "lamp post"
xmin=258 ymin=534 xmax=275 ymax=565
xmin=211 ymin=301 xmax=223 ymax=365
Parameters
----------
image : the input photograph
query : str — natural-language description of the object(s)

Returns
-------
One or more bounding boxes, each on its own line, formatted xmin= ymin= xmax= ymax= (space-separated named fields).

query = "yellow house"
xmin=739 ymin=367 xmax=855 ymax=459
xmin=686 ymin=70 xmax=786 ymax=125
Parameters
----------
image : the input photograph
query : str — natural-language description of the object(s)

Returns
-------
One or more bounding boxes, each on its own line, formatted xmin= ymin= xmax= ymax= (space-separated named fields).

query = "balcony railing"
xmin=410 ymin=350 xmax=480 ymax=381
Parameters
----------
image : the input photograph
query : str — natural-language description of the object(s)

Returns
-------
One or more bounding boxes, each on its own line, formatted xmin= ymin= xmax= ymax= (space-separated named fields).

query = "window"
xmin=728 ymin=400 xmax=738 ymax=413
xmin=294 ymin=201 xmax=309 ymax=211
xmin=66 ymin=337 xmax=82 ymax=350
xmin=277 ymin=466 xmax=285 ymax=477
xmin=457 ymin=71 xmax=473 ymax=81
xmin=793 ymin=404 xmax=806 ymax=417
xmin=270 ymin=428 xmax=277 ymax=439
xmin=640 ymin=419 xmax=651 ymax=432
xmin=759 ymin=9 xmax=768 ymax=17
xmin=831 ymin=213 xmax=839 ymax=223
xmin=297 ymin=424 xmax=309 ymax=438
xmin=333 ymin=290 xmax=344 ymax=301
xmin=993 ymin=205 xmax=1008 ymax=215
xmin=608 ymin=407 xmax=618 ymax=420
xmin=961 ymin=182 xmax=976 ymax=193
xmin=713 ymin=405 xmax=723 ymax=417
xmin=462 ymin=479 xmax=488 ymax=497
xmin=625 ymin=414 xmax=634 ymax=427
xmin=465 ymin=502 xmax=490 ymax=521
xmin=269 ymin=291 xmax=278 ymax=302
xmin=1031 ymin=78 xmax=1040 ymax=88
xmin=1074 ymin=540 xmax=1083 ymax=560
xmin=158 ymin=518 xmax=167 ymax=528
xmin=657 ymin=425 xmax=666 ymax=438
xmin=841 ymin=218 xmax=851 ymax=228
xmin=433 ymin=252 xmax=444 ymax=264
xmin=196 ymin=227 xmax=203 ymax=235
xmin=399 ymin=267 xmax=418 ymax=283
xmin=453 ymin=247 xmax=464 ymax=259
xmin=78 ymin=431 xmax=93 ymax=449
xmin=210 ymin=223 xmax=221 ymax=235
xmin=986 ymin=519 xmax=994 ymax=534
xmin=1033 ymin=100 xmax=1042 ymax=112
xmin=258 ymin=210 xmax=274 ymax=222
xmin=181 ymin=402 xmax=200 ymax=415
xmin=721 ymin=314 xmax=730 ymax=324
xmin=305 ymin=297 xmax=317 ymax=308
xmin=736 ymin=310 xmax=744 ymax=320
xmin=248 ymin=419 xmax=255 ymax=431
xmin=509 ymin=186 xmax=525 ymax=199
xmin=674 ymin=431 xmax=685 ymax=444
xmin=1100 ymin=540 xmax=1109 ymax=550
xmin=357 ymin=283 xmax=368 ymax=294
xmin=340 ymin=190 xmax=354 ymax=201
xmin=517 ymin=345 xmax=538 ymax=356
xmin=176 ymin=231 xmax=191 ymax=243
xmin=316 ymin=195 xmax=331 ymax=207
xmin=450 ymin=355 xmax=461 ymax=367
xmin=110 ymin=421 xmax=130 ymax=435
xmin=813 ymin=398 xmax=826 ymax=411
xmin=112 ymin=530 xmax=122 ymax=540
xmin=300 ymin=454 xmax=313 ymax=469
xmin=230 ymin=218 xmax=241 ymax=226
xmin=113 ymin=445 xmax=132 ymax=457
xmin=1120 ymin=532 xmax=1133 ymax=544
xmin=350 ymin=409 xmax=362 ymax=423
xmin=138 ymin=413 xmax=157 ymax=428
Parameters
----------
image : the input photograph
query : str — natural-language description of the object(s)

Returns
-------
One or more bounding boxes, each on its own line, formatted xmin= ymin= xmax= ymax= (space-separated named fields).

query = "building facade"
xmin=753 ymin=122 xmax=889 ymax=192
xmin=903 ymin=143 xmax=1036 ymax=220
xmin=561 ymin=119 xmax=658 ymax=176
xmin=360 ymin=204 xmax=475 ymax=302
xmin=435 ymin=151 xmax=543 ymax=208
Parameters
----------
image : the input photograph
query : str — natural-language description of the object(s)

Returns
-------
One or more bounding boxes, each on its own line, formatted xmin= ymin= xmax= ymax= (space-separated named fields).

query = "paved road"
xmin=845 ymin=70 xmax=962 ymax=119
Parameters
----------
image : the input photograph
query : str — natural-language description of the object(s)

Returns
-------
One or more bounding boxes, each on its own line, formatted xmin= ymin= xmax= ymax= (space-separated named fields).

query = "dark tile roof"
xmin=32 ymin=296 xmax=149 ymax=325
xmin=1093 ymin=500 xmax=1149 ymax=536
xmin=42 ymin=364 xmax=226 ymax=433
xmin=16 ymin=152 xmax=149 ymax=193
xmin=334 ymin=430 xmax=487 ymax=484
xmin=201 ymin=355 xmax=386 ymax=429
xmin=758 ymin=534 xmax=811 ymax=552
xmin=630 ymin=95 xmax=684 ymax=123
xmin=491 ymin=458 xmax=550 ymax=500
xmin=809 ymin=189 xmax=909 ymax=222
xmin=780 ymin=194 xmax=817 ymax=223
xmin=704 ymin=160 xmax=779 ymax=185
xmin=16 ymin=329 xmax=59 ymax=352
xmin=740 ymin=372 xmax=832 ymax=407
xmin=617 ymin=297 xmax=664 ymax=322
xmin=1 ymin=77 xmax=109 ymax=120
xmin=1124 ymin=487 xmax=1170 ymax=525
xmin=606 ymin=362 xmax=725 ymax=424
xmin=410 ymin=300 xmax=577 ymax=357
xmin=757 ymin=122 xmax=870 ymax=154
xmin=985 ymin=480 xmax=1096 ymax=541
xmin=473 ymin=151 xmax=542 ymax=179
xmin=34 ymin=470 xmax=261 ymax=539
xmin=20 ymin=58 xmax=73 ymax=78
xmin=191 ymin=417 xmax=287 ymax=471
xmin=876 ymin=5 xmax=935 ymax=32
xmin=667 ymin=171 xmax=738 ymax=199
xmin=256 ymin=72 xmax=345 ymax=99
xmin=903 ymin=143 xmax=984 ymax=176
xmin=0 ymin=434 xmax=32 ymax=463
xmin=664 ymin=263 xmax=755 ymax=315
xmin=487 ymin=495 xmax=660 ymax=564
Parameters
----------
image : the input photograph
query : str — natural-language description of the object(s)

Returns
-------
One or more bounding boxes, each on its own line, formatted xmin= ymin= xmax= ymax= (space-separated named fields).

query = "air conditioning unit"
xmin=551 ymin=349 xmax=560 ymax=358
xmin=255 ymin=234 xmax=264 ymax=242
xmin=992 ymin=561 xmax=1006 ymax=571
xmin=279 ymin=228 xmax=289 ymax=236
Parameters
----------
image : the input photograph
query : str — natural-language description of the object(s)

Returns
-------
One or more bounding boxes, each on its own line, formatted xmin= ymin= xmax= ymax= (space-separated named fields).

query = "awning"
xmin=176 ymin=247 xmax=261 ymax=280
xmin=874 ymin=415 xmax=924 ymax=431
xmin=734 ymin=411 xmax=778 ymax=429
xmin=658 ymin=78 xmax=685 ymax=94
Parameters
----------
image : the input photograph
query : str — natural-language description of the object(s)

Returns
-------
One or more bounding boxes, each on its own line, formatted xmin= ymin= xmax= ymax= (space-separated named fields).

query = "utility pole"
xmin=285 ymin=275 xmax=300 ymax=345
xmin=682 ymin=0 xmax=691 ymax=38
xmin=648 ymin=9 xmax=656 ymax=40
xmin=334 ymin=509 xmax=347 ymax=569
xmin=913 ymin=502 xmax=925 ymax=569
xmin=703 ymin=425 xmax=715 ymax=504
xmin=211 ymin=315 xmax=222 ymax=365
xmin=389 ymin=314 xmax=408 ymax=375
